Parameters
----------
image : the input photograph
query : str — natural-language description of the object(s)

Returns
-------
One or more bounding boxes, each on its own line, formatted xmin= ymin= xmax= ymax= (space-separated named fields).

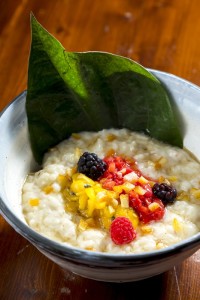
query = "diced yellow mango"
xmin=115 ymin=206 xmax=139 ymax=228
xmin=79 ymin=193 xmax=88 ymax=210
xmin=141 ymin=226 xmax=153 ymax=234
xmin=42 ymin=185 xmax=53 ymax=194
xmin=154 ymin=157 xmax=167 ymax=170
xmin=156 ymin=242 xmax=164 ymax=249
xmin=158 ymin=176 xmax=165 ymax=183
xmin=86 ymin=218 xmax=97 ymax=227
xmin=29 ymin=198 xmax=40 ymax=206
xmin=85 ymin=187 xmax=96 ymax=199
xmin=100 ymin=206 xmax=114 ymax=229
xmin=108 ymin=205 xmax=115 ymax=215
xmin=78 ymin=219 xmax=88 ymax=230
xmin=138 ymin=176 xmax=149 ymax=184
xmin=65 ymin=201 xmax=78 ymax=212
xmin=134 ymin=185 xmax=146 ymax=195
xmin=177 ymin=191 xmax=190 ymax=201
xmin=57 ymin=174 xmax=71 ymax=189
xmin=87 ymin=199 xmax=96 ymax=216
xmin=120 ymin=194 xmax=129 ymax=208
xmin=190 ymin=188 xmax=200 ymax=199
xmin=95 ymin=201 xmax=106 ymax=209
xmin=122 ymin=182 xmax=135 ymax=192
xmin=62 ymin=189 xmax=78 ymax=201
xmin=167 ymin=176 xmax=178 ymax=182
xmin=148 ymin=202 xmax=160 ymax=212
xmin=124 ymin=171 xmax=138 ymax=183
xmin=70 ymin=180 xmax=86 ymax=193
xmin=72 ymin=173 xmax=94 ymax=184
xmin=173 ymin=218 xmax=182 ymax=233
xmin=113 ymin=185 xmax=124 ymax=194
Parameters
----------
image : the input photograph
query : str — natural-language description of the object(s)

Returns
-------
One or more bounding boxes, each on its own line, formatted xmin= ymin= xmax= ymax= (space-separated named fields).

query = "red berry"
xmin=110 ymin=217 xmax=137 ymax=245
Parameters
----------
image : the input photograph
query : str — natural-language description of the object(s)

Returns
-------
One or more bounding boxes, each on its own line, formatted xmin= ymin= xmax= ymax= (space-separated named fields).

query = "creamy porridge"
xmin=22 ymin=129 xmax=200 ymax=253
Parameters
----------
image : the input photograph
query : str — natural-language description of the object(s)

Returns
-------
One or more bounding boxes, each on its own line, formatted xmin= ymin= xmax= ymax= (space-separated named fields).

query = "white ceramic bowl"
xmin=0 ymin=70 xmax=200 ymax=282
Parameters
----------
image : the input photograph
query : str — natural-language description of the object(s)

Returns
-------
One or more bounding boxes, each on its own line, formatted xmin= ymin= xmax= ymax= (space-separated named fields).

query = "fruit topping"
xmin=77 ymin=152 xmax=107 ymax=180
xmin=152 ymin=183 xmax=177 ymax=205
xmin=100 ymin=155 xmax=139 ymax=189
xmin=129 ymin=191 xmax=165 ymax=223
xmin=63 ymin=152 xmax=178 ymax=244
xmin=110 ymin=217 xmax=137 ymax=245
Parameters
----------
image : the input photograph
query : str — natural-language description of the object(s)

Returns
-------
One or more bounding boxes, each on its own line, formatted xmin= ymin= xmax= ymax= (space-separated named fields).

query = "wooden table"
xmin=0 ymin=1 xmax=200 ymax=299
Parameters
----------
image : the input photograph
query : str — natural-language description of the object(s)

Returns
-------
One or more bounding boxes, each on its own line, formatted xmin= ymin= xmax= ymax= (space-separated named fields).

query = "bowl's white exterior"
xmin=0 ymin=70 xmax=200 ymax=282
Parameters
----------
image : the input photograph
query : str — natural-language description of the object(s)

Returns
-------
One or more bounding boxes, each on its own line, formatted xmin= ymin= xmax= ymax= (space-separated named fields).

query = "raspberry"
xmin=110 ymin=217 xmax=136 ymax=245
xmin=152 ymin=183 xmax=177 ymax=205
xmin=77 ymin=152 xmax=107 ymax=180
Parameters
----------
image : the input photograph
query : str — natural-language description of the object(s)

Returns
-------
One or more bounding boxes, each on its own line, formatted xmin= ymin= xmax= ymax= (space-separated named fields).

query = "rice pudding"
xmin=22 ymin=129 xmax=200 ymax=253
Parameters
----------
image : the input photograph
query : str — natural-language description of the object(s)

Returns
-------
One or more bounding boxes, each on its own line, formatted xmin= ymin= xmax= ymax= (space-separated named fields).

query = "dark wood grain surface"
xmin=0 ymin=1 xmax=200 ymax=299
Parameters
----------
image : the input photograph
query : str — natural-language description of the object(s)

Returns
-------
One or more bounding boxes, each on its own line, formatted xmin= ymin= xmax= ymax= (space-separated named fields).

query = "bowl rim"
xmin=0 ymin=69 xmax=200 ymax=267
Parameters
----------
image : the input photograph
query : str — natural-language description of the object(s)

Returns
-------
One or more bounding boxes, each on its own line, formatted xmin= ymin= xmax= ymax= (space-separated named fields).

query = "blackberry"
xmin=152 ymin=183 xmax=177 ymax=205
xmin=77 ymin=152 xmax=107 ymax=180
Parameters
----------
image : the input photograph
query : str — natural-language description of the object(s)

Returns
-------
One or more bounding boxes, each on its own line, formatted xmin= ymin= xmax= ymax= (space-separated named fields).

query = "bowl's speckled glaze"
xmin=0 ymin=70 xmax=200 ymax=282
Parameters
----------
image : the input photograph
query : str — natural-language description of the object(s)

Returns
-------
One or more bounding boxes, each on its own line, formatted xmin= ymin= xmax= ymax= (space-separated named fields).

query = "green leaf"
xmin=26 ymin=15 xmax=183 ymax=164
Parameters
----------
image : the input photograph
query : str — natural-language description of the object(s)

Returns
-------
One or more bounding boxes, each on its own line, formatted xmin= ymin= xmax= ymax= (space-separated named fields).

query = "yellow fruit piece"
xmin=68 ymin=172 xmax=118 ymax=221
xmin=63 ymin=188 xmax=78 ymax=201
xmin=158 ymin=176 xmax=165 ymax=183
xmin=190 ymin=188 xmax=200 ymax=199
xmin=100 ymin=206 xmax=115 ymax=229
xmin=73 ymin=173 xmax=94 ymax=183
xmin=113 ymin=185 xmax=124 ymax=194
xmin=78 ymin=192 xmax=88 ymax=210
xmin=154 ymin=157 xmax=167 ymax=170
xmin=122 ymin=182 xmax=135 ymax=193
xmin=70 ymin=180 xmax=86 ymax=193
xmin=123 ymin=171 xmax=138 ymax=183
xmin=120 ymin=194 xmax=129 ymax=208
xmin=79 ymin=219 xmax=88 ymax=230
xmin=156 ymin=242 xmax=164 ymax=249
xmin=177 ymin=191 xmax=190 ymax=201
xmin=95 ymin=201 xmax=106 ymax=209
xmin=85 ymin=218 xmax=97 ymax=228
xmin=173 ymin=218 xmax=182 ymax=233
xmin=87 ymin=198 xmax=96 ymax=216
xmin=96 ymin=191 xmax=107 ymax=200
xmin=42 ymin=185 xmax=53 ymax=194
xmin=138 ymin=176 xmax=149 ymax=184
xmin=134 ymin=186 xmax=146 ymax=195
xmin=167 ymin=176 xmax=178 ymax=182
xmin=140 ymin=226 xmax=153 ymax=234
xmin=65 ymin=201 xmax=78 ymax=213
xmin=149 ymin=181 xmax=156 ymax=187
xmin=29 ymin=198 xmax=40 ymax=206
xmin=148 ymin=202 xmax=160 ymax=212
xmin=57 ymin=174 xmax=71 ymax=189
xmin=115 ymin=206 xmax=139 ymax=228
xmin=85 ymin=187 xmax=96 ymax=199
xmin=108 ymin=205 xmax=115 ymax=214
